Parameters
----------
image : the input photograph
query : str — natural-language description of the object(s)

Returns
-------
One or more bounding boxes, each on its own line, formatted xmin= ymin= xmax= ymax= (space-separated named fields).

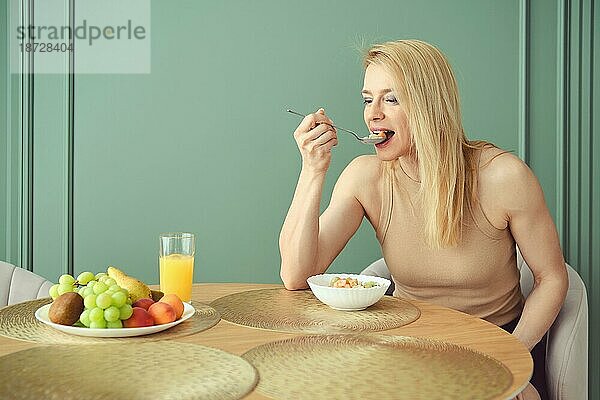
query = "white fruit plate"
xmin=34 ymin=302 xmax=195 ymax=338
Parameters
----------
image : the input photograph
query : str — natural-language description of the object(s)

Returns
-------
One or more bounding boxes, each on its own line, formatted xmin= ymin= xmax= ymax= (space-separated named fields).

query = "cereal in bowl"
xmin=329 ymin=276 xmax=380 ymax=289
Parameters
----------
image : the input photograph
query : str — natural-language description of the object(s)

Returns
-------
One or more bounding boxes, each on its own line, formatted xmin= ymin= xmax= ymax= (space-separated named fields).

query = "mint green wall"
xmin=593 ymin=9 xmax=600 ymax=399
xmin=528 ymin=2 xmax=599 ymax=398
xmin=1 ymin=1 xmax=7 ymax=262
xmin=27 ymin=0 xmax=72 ymax=283
xmin=593 ymin=2 xmax=600 ymax=398
xmin=73 ymin=0 xmax=520 ymax=286
xmin=0 ymin=3 xmax=18 ymax=266
xmin=528 ymin=0 xmax=560 ymax=217
xmin=33 ymin=74 xmax=70 ymax=281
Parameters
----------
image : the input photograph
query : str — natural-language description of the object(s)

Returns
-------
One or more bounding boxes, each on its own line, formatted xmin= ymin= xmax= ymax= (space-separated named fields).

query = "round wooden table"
xmin=0 ymin=283 xmax=532 ymax=399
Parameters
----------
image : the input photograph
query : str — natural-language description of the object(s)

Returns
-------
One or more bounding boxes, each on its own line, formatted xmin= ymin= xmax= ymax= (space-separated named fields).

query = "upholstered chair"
xmin=0 ymin=261 xmax=54 ymax=308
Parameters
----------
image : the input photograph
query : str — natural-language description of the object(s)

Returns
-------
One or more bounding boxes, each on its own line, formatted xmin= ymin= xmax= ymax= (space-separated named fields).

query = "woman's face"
xmin=362 ymin=64 xmax=412 ymax=161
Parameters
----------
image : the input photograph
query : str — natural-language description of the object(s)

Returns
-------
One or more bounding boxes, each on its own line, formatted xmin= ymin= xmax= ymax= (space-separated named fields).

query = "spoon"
xmin=286 ymin=109 xmax=385 ymax=145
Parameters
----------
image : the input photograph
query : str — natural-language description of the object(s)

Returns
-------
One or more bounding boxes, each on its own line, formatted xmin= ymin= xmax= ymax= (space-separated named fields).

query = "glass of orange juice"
xmin=159 ymin=232 xmax=195 ymax=302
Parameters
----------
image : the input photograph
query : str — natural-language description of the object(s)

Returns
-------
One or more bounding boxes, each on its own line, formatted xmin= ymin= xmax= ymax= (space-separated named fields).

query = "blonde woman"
xmin=279 ymin=40 xmax=568 ymax=400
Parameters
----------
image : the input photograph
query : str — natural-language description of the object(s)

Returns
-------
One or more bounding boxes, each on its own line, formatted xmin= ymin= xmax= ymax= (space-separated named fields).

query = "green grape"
xmin=58 ymin=274 xmax=75 ymax=285
xmin=106 ymin=320 xmax=122 ymax=329
xmin=73 ymin=321 xmax=85 ymax=327
xmin=121 ymin=288 xmax=129 ymax=298
xmin=111 ymin=291 xmax=127 ymax=308
xmin=93 ymin=281 xmax=108 ymax=294
xmin=84 ymin=294 xmax=97 ymax=309
xmin=57 ymin=283 xmax=74 ymax=295
xmin=90 ymin=319 xmax=107 ymax=329
xmin=86 ymin=280 xmax=97 ymax=289
xmin=95 ymin=272 xmax=107 ymax=280
xmin=82 ymin=287 xmax=94 ymax=298
xmin=49 ymin=284 xmax=60 ymax=300
xmin=96 ymin=292 xmax=112 ymax=309
xmin=78 ymin=286 xmax=87 ymax=296
xmin=77 ymin=271 xmax=95 ymax=285
xmin=119 ymin=304 xmax=133 ymax=320
xmin=79 ymin=309 xmax=91 ymax=327
xmin=89 ymin=307 xmax=104 ymax=322
xmin=104 ymin=278 xmax=116 ymax=287
xmin=104 ymin=306 xmax=120 ymax=322
xmin=108 ymin=284 xmax=121 ymax=292
xmin=126 ymin=297 xmax=132 ymax=305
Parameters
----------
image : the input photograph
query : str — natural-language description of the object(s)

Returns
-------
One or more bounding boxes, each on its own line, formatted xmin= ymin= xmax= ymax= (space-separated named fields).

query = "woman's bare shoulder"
xmin=478 ymin=146 xmax=534 ymax=187
xmin=337 ymin=155 xmax=383 ymax=225
xmin=342 ymin=155 xmax=382 ymax=183
xmin=477 ymin=146 xmax=542 ymax=220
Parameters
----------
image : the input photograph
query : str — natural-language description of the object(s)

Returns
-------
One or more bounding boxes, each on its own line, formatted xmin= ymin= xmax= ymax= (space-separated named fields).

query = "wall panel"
xmin=30 ymin=0 xmax=71 ymax=281
xmin=561 ymin=1 xmax=597 ymax=397
xmin=1 ymin=1 xmax=8 ymax=262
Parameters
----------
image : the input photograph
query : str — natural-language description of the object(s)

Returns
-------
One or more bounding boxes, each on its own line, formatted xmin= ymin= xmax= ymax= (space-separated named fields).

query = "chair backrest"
xmin=516 ymin=250 xmax=588 ymax=400
xmin=0 ymin=261 xmax=54 ymax=308
xmin=362 ymin=251 xmax=589 ymax=400
xmin=361 ymin=258 xmax=394 ymax=295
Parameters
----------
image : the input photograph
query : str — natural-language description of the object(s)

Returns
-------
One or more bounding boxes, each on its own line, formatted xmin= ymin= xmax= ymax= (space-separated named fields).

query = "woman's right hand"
xmin=293 ymin=108 xmax=338 ymax=174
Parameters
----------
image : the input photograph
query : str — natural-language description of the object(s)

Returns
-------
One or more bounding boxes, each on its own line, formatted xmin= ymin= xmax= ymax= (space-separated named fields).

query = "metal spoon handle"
xmin=286 ymin=109 xmax=362 ymax=141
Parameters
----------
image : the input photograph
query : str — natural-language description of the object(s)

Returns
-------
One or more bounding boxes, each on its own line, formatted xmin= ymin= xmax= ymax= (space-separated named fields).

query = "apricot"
xmin=132 ymin=298 xmax=154 ymax=311
xmin=148 ymin=302 xmax=177 ymax=325
xmin=159 ymin=294 xmax=184 ymax=319
xmin=123 ymin=307 xmax=154 ymax=328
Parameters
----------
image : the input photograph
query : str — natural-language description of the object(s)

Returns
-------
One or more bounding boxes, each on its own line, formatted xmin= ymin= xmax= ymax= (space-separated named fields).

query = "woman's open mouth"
xmin=371 ymin=131 xmax=395 ymax=147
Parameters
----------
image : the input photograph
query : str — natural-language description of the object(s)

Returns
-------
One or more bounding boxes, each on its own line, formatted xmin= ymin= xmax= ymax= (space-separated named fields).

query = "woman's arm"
xmin=487 ymin=154 xmax=569 ymax=350
xmin=279 ymin=109 xmax=365 ymax=289
xmin=279 ymin=165 xmax=366 ymax=289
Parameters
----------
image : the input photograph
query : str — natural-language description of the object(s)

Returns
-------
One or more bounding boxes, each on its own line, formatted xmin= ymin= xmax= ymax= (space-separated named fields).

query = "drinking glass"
xmin=159 ymin=232 xmax=195 ymax=302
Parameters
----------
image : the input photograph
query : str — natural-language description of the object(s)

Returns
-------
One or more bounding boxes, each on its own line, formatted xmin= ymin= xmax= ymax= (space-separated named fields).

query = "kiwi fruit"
xmin=48 ymin=292 xmax=84 ymax=326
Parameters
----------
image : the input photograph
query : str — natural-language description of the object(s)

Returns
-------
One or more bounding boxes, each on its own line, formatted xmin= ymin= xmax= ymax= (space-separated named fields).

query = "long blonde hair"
xmin=364 ymin=39 xmax=493 ymax=249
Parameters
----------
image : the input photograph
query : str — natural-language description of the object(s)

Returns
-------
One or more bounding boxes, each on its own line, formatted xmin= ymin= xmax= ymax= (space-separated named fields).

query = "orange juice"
xmin=159 ymin=254 xmax=194 ymax=302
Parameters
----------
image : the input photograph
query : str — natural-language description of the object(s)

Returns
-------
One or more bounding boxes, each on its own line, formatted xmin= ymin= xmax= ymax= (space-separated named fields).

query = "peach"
xmin=123 ymin=307 xmax=154 ymax=328
xmin=159 ymin=294 xmax=184 ymax=319
xmin=148 ymin=302 xmax=177 ymax=325
xmin=132 ymin=298 xmax=154 ymax=310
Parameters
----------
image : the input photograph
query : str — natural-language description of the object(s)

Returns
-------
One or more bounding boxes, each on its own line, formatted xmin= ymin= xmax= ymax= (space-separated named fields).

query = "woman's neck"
xmin=398 ymin=156 xmax=420 ymax=183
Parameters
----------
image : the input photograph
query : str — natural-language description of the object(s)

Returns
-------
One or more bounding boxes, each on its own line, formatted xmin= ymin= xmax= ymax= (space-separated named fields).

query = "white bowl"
xmin=307 ymin=273 xmax=391 ymax=311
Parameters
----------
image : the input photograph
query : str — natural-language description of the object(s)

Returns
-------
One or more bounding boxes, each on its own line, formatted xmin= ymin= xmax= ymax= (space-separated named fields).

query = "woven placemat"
xmin=0 ymin=298 xmax=220 ymax=344
xmin=242 ymin=334 xmax=513 ymax=400
xmin=0 ymin=341 xmax=257 ymax=400
xmin=210 ymin=288 xmax=420 ymax=334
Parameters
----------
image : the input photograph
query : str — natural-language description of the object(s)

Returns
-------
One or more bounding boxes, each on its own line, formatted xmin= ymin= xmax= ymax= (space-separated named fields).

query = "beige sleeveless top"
xmin=376 ymin=164 xmax=524 ymax=326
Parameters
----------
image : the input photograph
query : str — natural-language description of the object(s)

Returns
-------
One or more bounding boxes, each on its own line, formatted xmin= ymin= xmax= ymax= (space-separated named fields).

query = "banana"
xmin=106 ymin=266 xmax=152 ymax=303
